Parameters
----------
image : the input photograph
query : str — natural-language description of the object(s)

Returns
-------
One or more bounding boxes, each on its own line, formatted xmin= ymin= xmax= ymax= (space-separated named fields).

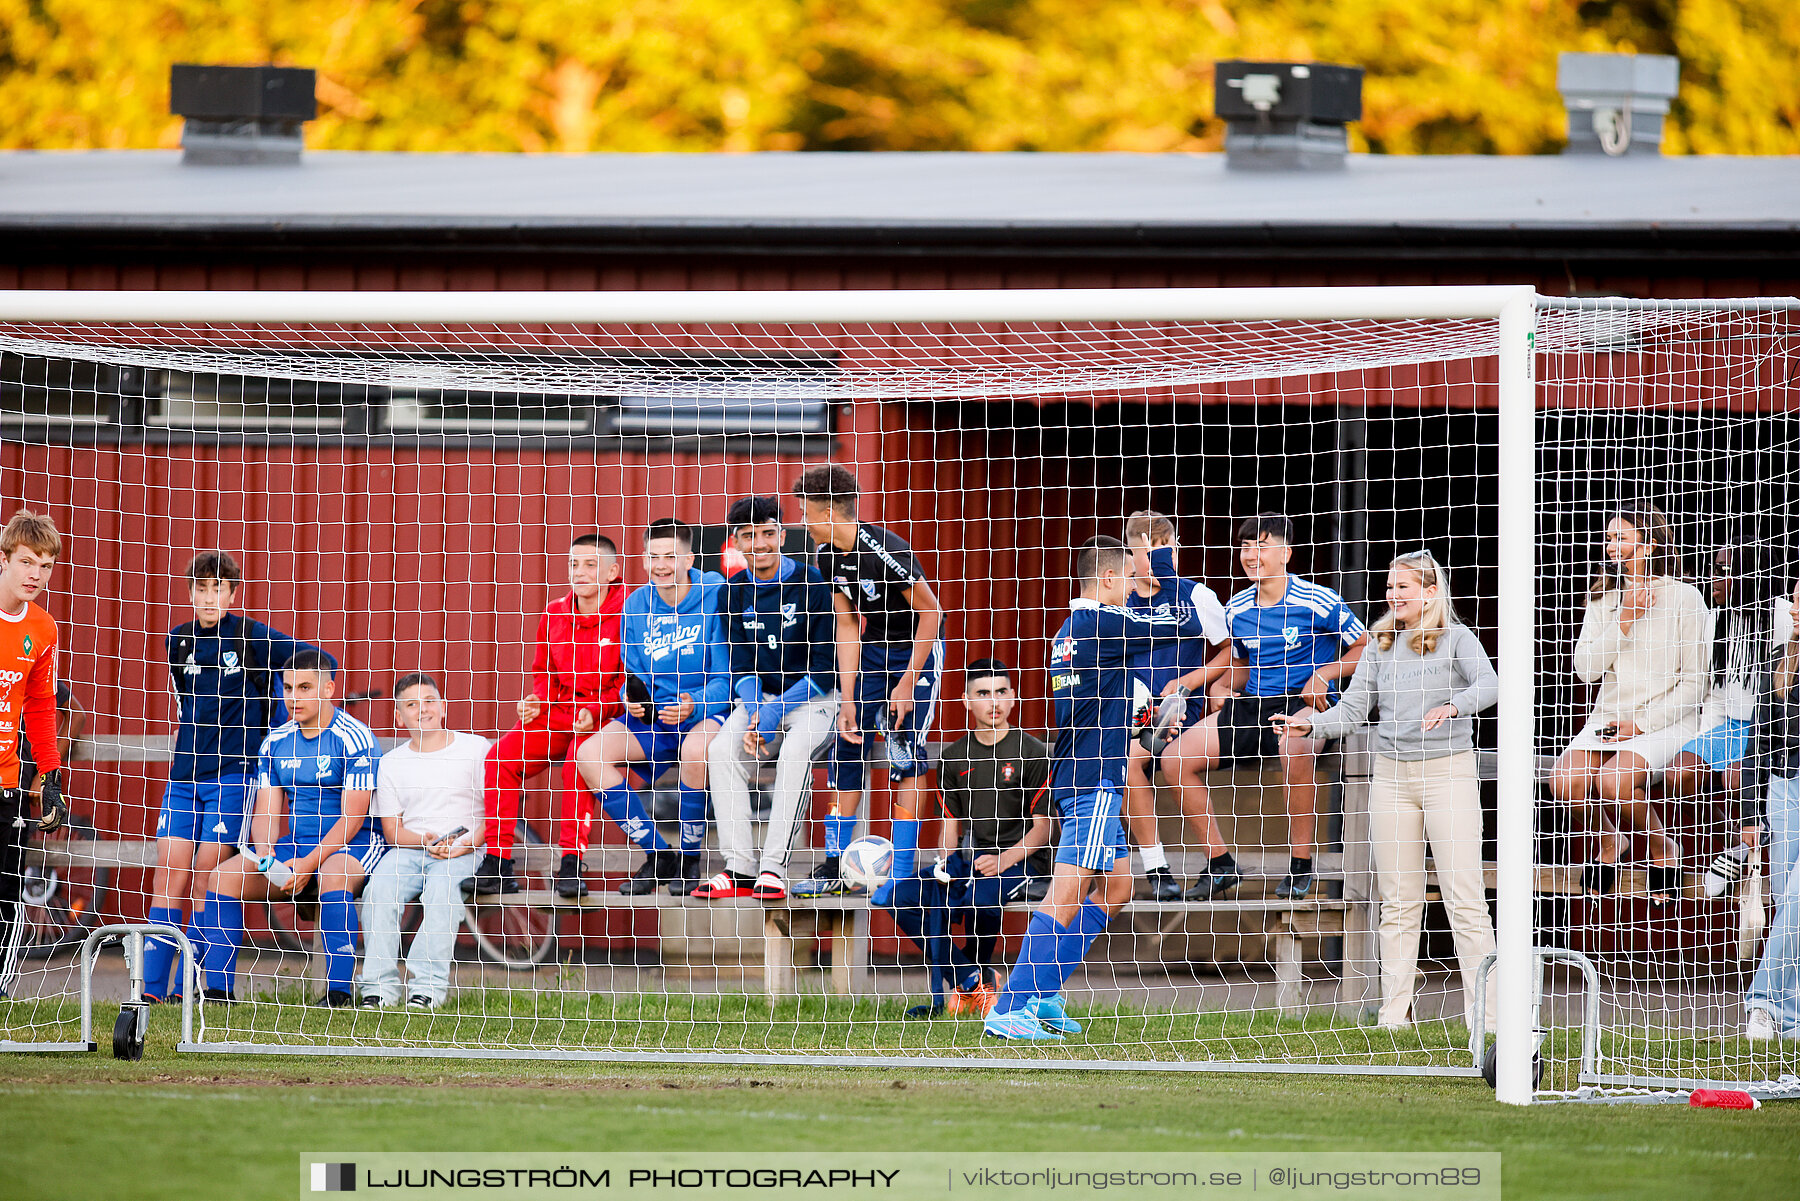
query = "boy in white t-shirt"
xmin=359 ymin=673 xmax=489 ymax=1009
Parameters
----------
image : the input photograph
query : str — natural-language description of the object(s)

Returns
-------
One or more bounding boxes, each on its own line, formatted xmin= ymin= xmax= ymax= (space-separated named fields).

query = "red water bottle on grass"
xmin=1689 ymin=1089 xmax=1759 ymax=1110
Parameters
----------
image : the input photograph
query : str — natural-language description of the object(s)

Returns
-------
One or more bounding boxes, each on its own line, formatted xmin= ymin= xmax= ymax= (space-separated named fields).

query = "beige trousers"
xmin=1369 ymin=751 xmax=1496 ymax=1029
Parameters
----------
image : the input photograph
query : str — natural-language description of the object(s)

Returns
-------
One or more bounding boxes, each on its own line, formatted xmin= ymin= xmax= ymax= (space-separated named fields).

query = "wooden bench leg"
xmin=763 ymin=909 xmax=796 ymax=1001
xmin=825 ymin=910 xmax=850 ymax=997
xmin=823 ymin=907 xmax=869 ymax=998
xmin=1338 ymin=898 xmax=1381 ymax=1017
xmin=847 ymin=907 xmax=869 ymax=996
xmin=1271 ymin=923 xmax=1303 ymax=1018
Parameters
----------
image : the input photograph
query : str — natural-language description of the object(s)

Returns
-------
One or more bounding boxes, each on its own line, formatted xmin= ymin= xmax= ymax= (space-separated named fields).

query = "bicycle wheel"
xmin=20 ymin=815 xmax=114 ymax=959
xmin=465 ymin=821 xmax=557 ymax=970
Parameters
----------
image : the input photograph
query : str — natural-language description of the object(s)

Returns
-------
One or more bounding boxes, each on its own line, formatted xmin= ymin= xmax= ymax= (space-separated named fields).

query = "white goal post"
xmin=1 ymin=284 xmax=1790 ymax=1107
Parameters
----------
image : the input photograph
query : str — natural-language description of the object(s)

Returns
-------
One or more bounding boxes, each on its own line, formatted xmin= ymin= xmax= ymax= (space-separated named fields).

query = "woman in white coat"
xmin=1548 ymin=505 xmax=1710 ymax=905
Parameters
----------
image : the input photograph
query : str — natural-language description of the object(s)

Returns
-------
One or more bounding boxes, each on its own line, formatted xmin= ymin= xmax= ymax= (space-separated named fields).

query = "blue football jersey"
xmin=255 ymin=708 xmax=380 ymax=845
xmin=1048 ymin=547 xmax=1212 ymax=800
xmin=1224 ymin=575 xmax=1367 ymax=697
xmin=1126 ymin=576 xmax=1229 ymax=700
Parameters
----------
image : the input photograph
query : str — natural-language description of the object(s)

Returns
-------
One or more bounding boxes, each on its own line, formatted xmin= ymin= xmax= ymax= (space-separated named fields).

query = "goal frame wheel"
xmin=112 ymin=1003 xmax=147 ymax=1061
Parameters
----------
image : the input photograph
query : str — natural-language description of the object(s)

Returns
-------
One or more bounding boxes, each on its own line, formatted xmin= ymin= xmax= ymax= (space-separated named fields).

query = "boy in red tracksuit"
xmin=464 ymin=533 xmax=629 ymax=898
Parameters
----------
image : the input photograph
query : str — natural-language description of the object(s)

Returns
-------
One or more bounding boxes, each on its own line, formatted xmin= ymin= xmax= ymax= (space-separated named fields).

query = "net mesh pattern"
xmin=0 ymin=294 xmax=1795 ymax=1100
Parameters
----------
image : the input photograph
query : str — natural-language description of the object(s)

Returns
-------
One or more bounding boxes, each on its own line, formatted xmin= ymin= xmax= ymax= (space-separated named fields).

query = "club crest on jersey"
xmin=1282 ymin=625 xmax=1301 ymax=649
xmin=222 ymin=650 xmax=241 ymax=674
xmin=781 ymin=603 xmax=798 ymax=626
xmin=316 ymin=754 xmax=332 ymax=773
xmin=19 ymin=634 xmax=30 ymax=657
xmin=860 ymin=579 xmax=878 ymax=600
xmin=1001 ymin=762 xmax=1016 ymax=783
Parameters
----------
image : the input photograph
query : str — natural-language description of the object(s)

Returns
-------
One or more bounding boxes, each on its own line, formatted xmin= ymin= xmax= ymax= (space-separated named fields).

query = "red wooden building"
xmin=1 ymin=147 xmax=1796 ymax=949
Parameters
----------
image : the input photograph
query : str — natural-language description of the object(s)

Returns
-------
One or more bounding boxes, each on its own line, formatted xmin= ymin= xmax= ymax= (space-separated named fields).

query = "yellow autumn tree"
xmin=0 ymin=0 xmax=1793 ymax=154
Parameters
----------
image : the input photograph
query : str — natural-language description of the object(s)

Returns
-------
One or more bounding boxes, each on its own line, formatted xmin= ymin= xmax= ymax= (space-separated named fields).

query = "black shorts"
xmin=1 ymin=789 xmax=30 ymax=950
xmin=1217 ymin=694 xmax=1311 ymax=764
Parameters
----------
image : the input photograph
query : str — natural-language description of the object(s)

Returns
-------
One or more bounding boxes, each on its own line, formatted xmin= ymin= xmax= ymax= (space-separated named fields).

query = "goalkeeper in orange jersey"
xmin=0 ymin=510 xmax=67 ymax=993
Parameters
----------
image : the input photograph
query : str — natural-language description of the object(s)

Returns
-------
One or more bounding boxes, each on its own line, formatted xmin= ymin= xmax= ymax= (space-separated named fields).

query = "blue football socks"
xmin=994 ymin=910 xmax=1068 ymax=1015
xmin=677 ymin=783 xmax=709 ymax=856
xmin=824 ymin=814 xmax=859 ymax=859
xmin=318 ymin=890 xmax=360 ymax=994
xmin=196 ymin=892 xmax=242 ymax=994
xmin=598 ymin=784 xmax=670 ymax=853
xmin=1075 ymin=898 xmax=1111 ymax=958
xmin=889 ymin=818 xmax=919 ymax=881
xmin=142 ymin=905 xmax=183 ymax=998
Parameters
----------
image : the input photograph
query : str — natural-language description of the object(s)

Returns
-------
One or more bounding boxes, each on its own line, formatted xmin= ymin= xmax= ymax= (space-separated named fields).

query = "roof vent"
xmin=1216 ymin=60 xmax=1363 ymax=171
xmin=171 ymin=64 xmax=316 ymax=165
xmin=1557 ymin=52 xmax=1678 ymax=157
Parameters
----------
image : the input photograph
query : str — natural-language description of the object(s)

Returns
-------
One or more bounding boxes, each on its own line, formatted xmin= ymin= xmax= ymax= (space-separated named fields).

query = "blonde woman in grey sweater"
xmin=1274 ymin=550 xmax=1498 ymax=1030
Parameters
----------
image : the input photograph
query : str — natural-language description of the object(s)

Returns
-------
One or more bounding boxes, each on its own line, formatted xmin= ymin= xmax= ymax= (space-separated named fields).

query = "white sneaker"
xmin=1745 ymin=1008 xmax=1779 ymax=1042
xmin=1704 ymin=844 xmax=1752 ymax=899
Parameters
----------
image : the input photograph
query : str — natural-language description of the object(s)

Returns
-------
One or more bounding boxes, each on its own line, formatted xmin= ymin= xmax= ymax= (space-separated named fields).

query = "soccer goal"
xmin=0 ymin=285 xmax=1793 ymax=1107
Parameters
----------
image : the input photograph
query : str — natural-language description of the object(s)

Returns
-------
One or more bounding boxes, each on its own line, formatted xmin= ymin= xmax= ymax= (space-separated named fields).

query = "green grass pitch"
xmin=4 ymin=998 xmax=1797 ymax=1201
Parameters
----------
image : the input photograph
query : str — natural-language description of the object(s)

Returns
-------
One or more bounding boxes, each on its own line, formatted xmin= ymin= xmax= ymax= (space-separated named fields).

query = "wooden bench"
xmin=478 ymin=869 xmax=1348 ymax=1005
xmin=49 ymin=734 xmax=1725 ymax=1015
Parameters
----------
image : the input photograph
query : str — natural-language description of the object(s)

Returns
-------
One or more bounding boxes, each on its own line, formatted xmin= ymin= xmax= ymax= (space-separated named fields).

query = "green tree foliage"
xmin=0 ymin=0 xmax=1793 ymax=153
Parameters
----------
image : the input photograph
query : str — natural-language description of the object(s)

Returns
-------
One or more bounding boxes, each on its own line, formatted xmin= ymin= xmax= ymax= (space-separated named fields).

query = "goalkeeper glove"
xmin=35 ymin=768 xmax=67 ymax=834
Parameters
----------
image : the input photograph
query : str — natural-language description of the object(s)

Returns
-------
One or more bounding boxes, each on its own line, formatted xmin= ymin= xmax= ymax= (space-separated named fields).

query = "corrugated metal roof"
xmin=1 ymin=149 xmax=1795 ymax=233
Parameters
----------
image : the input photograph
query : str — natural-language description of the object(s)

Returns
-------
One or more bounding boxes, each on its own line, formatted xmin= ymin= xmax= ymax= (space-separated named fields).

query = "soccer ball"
xmin=840 ymin=836 xmax=895 ymax=892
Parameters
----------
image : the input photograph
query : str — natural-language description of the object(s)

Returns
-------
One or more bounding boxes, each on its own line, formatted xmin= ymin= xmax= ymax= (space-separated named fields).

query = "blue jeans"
xmin=885 ymin=854 xmax=1032 ymax=995
xmin=1747 ymin=775 xmax=1800 ymax=1032
xmin=358 ymin=847 xmax=475 ymax=1005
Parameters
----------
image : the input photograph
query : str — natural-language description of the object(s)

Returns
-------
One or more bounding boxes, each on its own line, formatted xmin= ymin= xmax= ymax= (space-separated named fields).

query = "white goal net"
xmin=0 ymin=287 xmax=1794 ymax=1105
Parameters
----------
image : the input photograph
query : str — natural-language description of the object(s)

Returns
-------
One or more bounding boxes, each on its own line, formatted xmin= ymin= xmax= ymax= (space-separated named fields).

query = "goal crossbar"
xmin=0 ymin=285 xmax=1539 ymax=326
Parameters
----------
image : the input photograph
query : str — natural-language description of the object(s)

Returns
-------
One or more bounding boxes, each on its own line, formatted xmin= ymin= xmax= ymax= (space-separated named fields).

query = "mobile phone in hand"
xmin=431 ymin=826 xmax=470 ymax=846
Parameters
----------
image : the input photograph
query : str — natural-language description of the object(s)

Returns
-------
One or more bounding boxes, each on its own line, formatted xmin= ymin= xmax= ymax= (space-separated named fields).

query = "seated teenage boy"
xmin=194 ymin=650 xmax=382 ymax=1006
xmin=573 ymin=517 xmax=731 ymax=897
xmin=695 ymin=496 xmax=850 ymax=901
xmin=891 ymin=658 xmax=1052 ymax=1018
xmin=1159 ymin=514 xmax=1368 ymax=901
xmin=1119 ymin=511 xmax=1229 ymax=902
xmin=359 ymin=673 xmax=489 ymax=1010
xmin=465 ymin=533 xmax=628 ymax=899
xmin=143 ymin=550 xmax=335 ymax=1003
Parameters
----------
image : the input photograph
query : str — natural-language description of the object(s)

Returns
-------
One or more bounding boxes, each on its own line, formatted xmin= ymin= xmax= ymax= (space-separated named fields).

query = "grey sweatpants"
xmin=707 ymin=697 xmax=839 ymax=879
